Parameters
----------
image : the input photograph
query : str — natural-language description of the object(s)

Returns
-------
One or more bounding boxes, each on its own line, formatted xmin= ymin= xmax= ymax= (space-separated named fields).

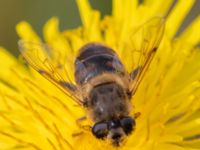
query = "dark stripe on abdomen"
xmin=74 ymin=43 xmax=125 ymax=85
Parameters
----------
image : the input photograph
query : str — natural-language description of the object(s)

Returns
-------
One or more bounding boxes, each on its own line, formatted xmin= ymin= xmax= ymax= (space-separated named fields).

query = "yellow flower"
xmin=0 ymin=0 xmax=200 ymax=149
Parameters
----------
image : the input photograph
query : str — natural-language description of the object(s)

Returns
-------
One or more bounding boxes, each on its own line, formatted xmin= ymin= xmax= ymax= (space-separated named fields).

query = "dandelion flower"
xmin=0 ymin=0 xmax=200 ymax=150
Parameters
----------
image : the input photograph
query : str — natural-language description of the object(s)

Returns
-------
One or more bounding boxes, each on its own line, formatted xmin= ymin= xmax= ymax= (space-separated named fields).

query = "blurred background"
xmin=0 ymin=0 xmax=111 ymax=56
xmin=0 ymin=0 xmax=199 ymax=56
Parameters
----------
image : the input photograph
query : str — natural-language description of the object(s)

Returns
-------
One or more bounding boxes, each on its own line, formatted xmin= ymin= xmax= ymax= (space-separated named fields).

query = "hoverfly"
xmin=19 ymin=17 xmax=164 ymax=146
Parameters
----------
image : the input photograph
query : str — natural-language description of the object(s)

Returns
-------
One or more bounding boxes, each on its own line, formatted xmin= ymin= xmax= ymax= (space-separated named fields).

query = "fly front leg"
xmin=76 ymin=116 xmax=91 ymax=130
xmin=133 ymin=112 xmax=141 ymax=119
xmin=130 ymin=105 xmax=141 ymax=119
xmin=72 ymin=116 xmax=91 ymax=137
xmin=76 ymin=116 xmax=87 ymax=124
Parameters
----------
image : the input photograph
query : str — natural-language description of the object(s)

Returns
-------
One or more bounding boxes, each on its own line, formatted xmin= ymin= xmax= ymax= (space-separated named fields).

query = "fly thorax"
xmin=88 ymin=82 xmax=132 ymax=122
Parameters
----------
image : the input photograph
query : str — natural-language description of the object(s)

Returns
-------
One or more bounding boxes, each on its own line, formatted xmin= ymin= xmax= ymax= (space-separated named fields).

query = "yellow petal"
xmin=76 ymin=0 xmax=92 ymax=28
xmin=166 ymin=0 xmax=196 ymax=38
xmin=16 ymin=21 xmax=40 ymax=42
xmin=179 ymin=16 xmax=200 ymax=46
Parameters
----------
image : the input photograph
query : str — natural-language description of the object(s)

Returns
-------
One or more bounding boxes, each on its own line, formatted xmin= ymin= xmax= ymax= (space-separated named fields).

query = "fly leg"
xmin=131 ymin=105 xmax=141 ymax=119
xmin=134 ymin=112 xmax=141 ymax=119
xmin=72 ymin=116 xmax=91 ymax=137
xmin=76 ymin=116 xmax=87 ymax=125
xmin=76 ymin=116 xmax=91 ymax=131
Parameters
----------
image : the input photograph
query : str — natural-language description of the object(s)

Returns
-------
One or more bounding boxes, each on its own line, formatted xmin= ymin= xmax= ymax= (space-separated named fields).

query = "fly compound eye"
xmin=92 ymin=122 xmax=108 ymax=139
xmin=120 ymin=117 xmax=135 ymax=135
xmin=108 ymin=119 xmax=121 ymax=129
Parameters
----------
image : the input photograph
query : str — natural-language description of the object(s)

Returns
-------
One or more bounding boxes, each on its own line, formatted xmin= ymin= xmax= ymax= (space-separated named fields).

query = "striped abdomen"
xmin=74 ymin=43 xmax=125 ymax=85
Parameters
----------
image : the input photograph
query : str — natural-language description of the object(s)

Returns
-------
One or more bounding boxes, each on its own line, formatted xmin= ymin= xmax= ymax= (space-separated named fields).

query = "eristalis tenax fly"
xmin=19 ymin=17 xmax=164 ymax=146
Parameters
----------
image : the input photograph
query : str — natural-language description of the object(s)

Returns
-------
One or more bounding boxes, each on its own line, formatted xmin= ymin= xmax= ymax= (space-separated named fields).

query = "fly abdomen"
xmin=74 ymin=43 xmax=125 ymax=85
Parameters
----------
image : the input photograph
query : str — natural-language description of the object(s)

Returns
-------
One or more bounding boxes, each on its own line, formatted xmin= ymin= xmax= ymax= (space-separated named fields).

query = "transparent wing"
xmin=18 ymin=40 xmax=83 ymax=105
xmin=128 ymin=17 xmax=165 ymax=95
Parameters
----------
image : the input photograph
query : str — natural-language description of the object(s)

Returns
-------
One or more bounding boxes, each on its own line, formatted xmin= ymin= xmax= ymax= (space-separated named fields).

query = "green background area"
xmin=0 ymin=0 xmax=199 ymax=56
xmin=0 ymin=0 xmax=111 ymax=56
